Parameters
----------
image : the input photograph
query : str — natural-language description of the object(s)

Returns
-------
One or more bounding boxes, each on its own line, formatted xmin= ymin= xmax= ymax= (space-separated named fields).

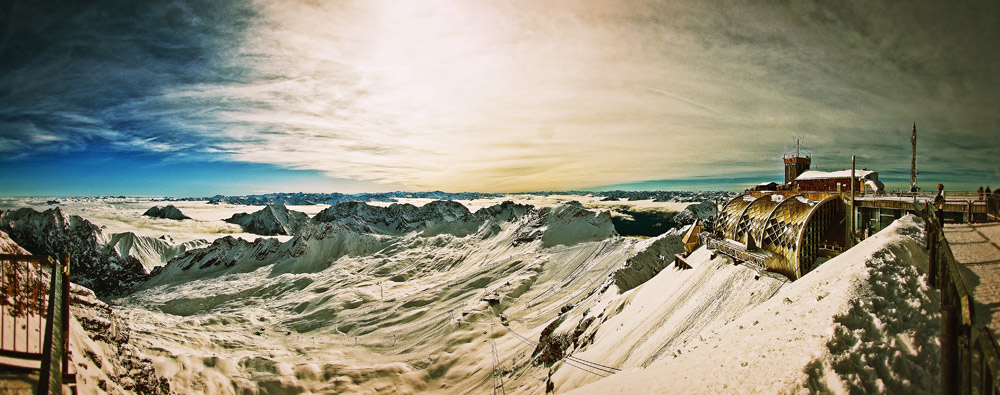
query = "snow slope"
xmin=569 ymin=215 xmax=939 ymax=394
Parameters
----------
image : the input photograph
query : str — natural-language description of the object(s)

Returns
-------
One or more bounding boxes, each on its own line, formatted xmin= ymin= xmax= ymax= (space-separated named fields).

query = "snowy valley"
xmin=0 ymin=193 xmax=938 ymax=394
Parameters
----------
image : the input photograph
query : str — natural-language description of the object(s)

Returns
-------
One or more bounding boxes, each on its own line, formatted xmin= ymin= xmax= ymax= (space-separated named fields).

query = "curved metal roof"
xmin=716 ymin=193 xmax=843 ymax=279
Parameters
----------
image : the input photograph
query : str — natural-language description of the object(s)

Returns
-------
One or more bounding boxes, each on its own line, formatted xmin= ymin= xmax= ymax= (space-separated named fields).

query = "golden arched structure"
xmin=715 ymin=193 xmax=845 ymax=279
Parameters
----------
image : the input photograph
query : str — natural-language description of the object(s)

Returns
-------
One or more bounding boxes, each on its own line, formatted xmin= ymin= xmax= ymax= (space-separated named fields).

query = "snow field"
xmin=569 ymin=215 xmax=940 ymax=394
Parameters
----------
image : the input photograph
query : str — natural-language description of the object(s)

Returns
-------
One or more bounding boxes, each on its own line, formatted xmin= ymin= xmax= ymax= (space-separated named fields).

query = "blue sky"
xmin=1 ymin=0 xmax=998 ymax=196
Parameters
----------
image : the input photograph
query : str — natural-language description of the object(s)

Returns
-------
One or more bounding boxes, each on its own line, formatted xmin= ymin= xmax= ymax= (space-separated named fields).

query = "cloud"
xmin=1 ymin=0 xmax=998 ymax=193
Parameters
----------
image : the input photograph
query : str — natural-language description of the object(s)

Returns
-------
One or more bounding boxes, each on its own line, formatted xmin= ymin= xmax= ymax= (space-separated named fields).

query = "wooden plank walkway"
xmin=944 ymin=222 xmax=1000 ymax=334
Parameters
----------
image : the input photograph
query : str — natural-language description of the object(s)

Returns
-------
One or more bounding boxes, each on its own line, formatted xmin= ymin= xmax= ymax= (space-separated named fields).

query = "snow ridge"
xmin=105 ymin=232 xmax=208 ymax=273
xmin=225 ymin=204 xmax=309 ymax=236
xmin=311 ymin=200 xmax=533 ymax=237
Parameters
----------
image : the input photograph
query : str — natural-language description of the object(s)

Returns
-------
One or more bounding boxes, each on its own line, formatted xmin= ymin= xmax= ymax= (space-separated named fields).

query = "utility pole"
xmin=850 ymin=155 xmax=856 ymax=246
xmin=910 ymin=123 xmax=918 ymax=192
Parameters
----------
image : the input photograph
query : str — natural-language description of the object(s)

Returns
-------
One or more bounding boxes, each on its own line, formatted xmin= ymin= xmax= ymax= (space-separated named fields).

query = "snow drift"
xmin=568 ymin=215 xmax=939 ymax=394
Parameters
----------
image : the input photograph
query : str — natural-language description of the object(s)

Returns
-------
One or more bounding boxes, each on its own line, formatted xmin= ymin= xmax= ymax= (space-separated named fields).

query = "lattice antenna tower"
xmin=784 ymin=135 xmax=811 ymax=159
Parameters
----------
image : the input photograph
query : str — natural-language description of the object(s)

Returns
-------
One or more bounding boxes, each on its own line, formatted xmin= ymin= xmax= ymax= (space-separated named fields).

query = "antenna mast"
xmin=910 ymin=123 xmax=917 ymax=192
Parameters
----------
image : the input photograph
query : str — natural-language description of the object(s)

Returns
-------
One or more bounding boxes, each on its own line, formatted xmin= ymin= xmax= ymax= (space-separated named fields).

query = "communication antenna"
xmin=910 ymin=123 xmax=918 ymax=192
xmin=784 ymin=135 xmax=810 ymax=158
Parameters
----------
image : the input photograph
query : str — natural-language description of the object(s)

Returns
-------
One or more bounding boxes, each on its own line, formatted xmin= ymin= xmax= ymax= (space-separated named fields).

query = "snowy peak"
xmin=0 ymin=207 xmax=105 ymax=250
xmin=308 ymin=200 xmax=539 ymax=238
xmin=473 ymin=200 xmax=533 ymax=222
xmin=143 ymin=205 xmax=191 ymax=220
xmin=672 ymin=200 xmax=718 ymax=226
xmin=105 ymin=232 xmax=208 ymax=273
xmin=225 ymin=204 xmax=309 ymax=236
xmin=144 ymin=222 xmax=389 ymax=286
xmin=537 ymin=201 xmax=618 ymax=247
xmin=312 ymin=200 xmax=485 ymax=237
xmin=0 ymin=207 xmax=147 ymax=296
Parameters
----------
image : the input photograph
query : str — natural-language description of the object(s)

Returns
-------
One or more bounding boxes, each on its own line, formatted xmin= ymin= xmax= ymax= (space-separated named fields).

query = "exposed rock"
xmin=672 ymin=200 xmax=718 ymax=226
xmin=70 ymin=284 xmax=173 ymax=394
xmin=0 ymin=207 xmax=149 ymax=296
xmin=311 ymin=200 xmax=529 ymax=237
xmin=225 ymin=204 xmax=309 ymax=236
xmin=612 ymin=233 xmax=685 ymax=293
xmin=0 ymin=229 xmax=29 ymax=254
xmin=142 ymin=205 xmax=190 ymax=220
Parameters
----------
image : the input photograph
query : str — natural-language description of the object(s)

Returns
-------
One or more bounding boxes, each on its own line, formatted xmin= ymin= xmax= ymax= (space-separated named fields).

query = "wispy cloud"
xmin=1 ymin=0 xmax=998 ymax=193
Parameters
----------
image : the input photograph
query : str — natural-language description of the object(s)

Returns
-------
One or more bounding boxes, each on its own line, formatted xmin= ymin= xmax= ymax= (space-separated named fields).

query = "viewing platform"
xmin=944 ymin=222 xmax=1000 ymax=336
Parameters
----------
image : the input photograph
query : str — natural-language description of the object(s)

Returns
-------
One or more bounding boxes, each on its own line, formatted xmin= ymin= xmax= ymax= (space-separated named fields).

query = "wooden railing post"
xmin=927 ymin=214 xmax=938 ymax=287
xmin=943 ymin=279 xmax=960 ymax=394
xmin=61 ymin=252 xmax=71 ymax=377
xmin=37 ymin=254 xmax=67 ymax=395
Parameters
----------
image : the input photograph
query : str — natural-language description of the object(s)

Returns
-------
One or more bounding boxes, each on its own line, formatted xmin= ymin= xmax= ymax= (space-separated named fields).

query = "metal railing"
xmin=0 ymin=253 xmax=73 ymax=394
xmin=704 ymin=235 xmax=769 ymax=272
xmin=917 ymin=204 xmax=1000 ymax=394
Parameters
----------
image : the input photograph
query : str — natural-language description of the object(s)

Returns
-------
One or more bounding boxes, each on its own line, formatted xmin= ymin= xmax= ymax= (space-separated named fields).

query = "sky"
xmin=1 ymin=0 xmax=998 ymax=196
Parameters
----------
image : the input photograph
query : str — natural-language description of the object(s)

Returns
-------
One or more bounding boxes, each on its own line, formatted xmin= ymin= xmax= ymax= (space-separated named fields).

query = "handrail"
xmin=0 ymin=253 xmax=72 ymax=394
xmin=0 ymin=254 xmax=51 ymax=361
xmin=918 ymin=204 xmax=1000 ymax=394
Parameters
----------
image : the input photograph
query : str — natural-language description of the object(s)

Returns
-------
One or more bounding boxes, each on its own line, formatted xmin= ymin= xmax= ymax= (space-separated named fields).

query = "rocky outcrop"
xmin=70 ymin=285 xmax=173 ymax=394
xmin=0 ymin=229 xmax=29 ymax=254
xmin=672 ymin=200 xmax=718 ymax=226
xmin=311 ymin=200 xmax=530 ymax=237
xmin=612 ymin=233 xmax=684 ymax=293
xmin=0 ymin=207 xmax=149 ymax=296
xmin=142 ymin=205 xmax=190 ymax=220
xmin=144 ymin=222 xmax=390 ymax=286
xmin=224 ymin=204 xmax=309 ymax=236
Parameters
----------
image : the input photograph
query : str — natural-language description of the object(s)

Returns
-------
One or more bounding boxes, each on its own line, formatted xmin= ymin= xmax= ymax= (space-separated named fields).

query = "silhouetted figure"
xmin=979 ymin=186 xmax=985 ymax=200
xmin=987 ymin=186 xmax=992 ymax=196
xmin=935 ymin=184 xmax=945 ymax=207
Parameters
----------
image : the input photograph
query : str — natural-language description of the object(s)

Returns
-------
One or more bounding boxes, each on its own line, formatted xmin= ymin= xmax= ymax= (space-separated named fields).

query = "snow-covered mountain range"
xmin=0 ymin=194 xmax=938 ymax=394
